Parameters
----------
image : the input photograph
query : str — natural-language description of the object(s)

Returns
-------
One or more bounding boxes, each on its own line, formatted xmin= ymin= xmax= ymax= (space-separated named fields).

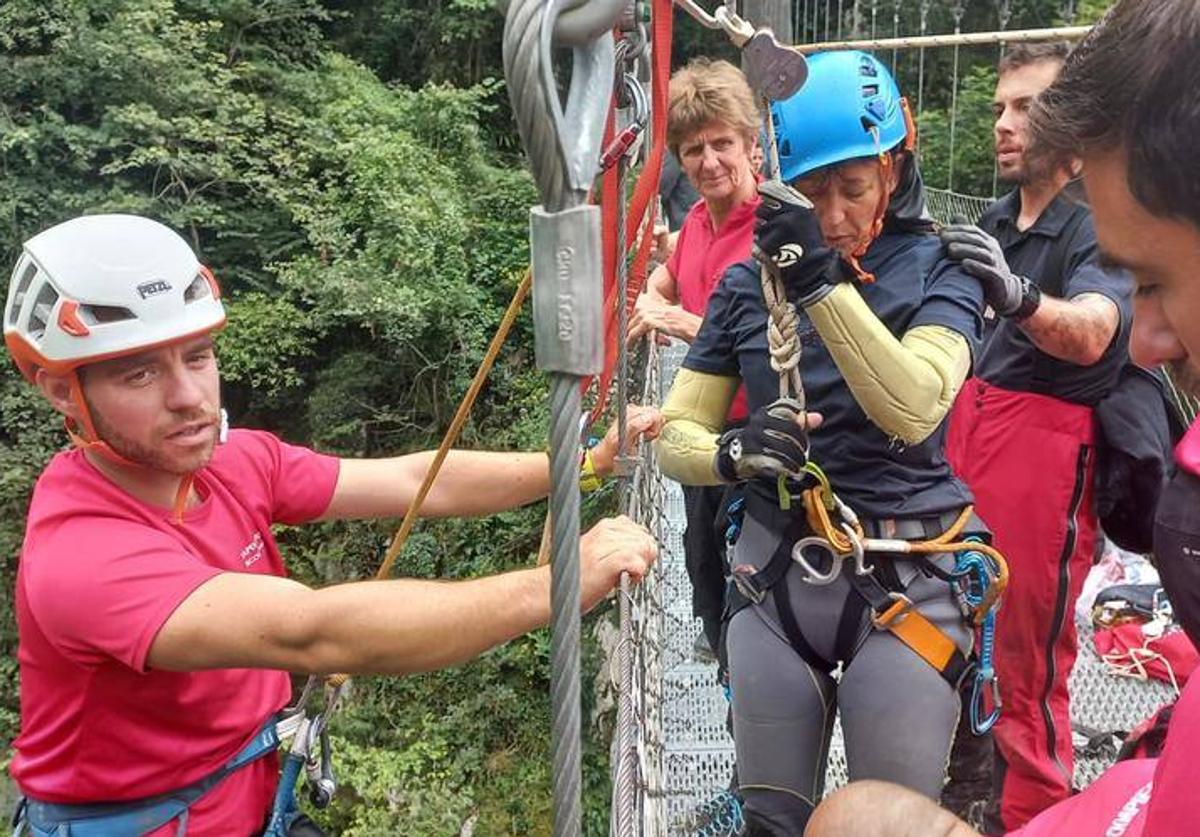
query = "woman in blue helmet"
xmin=654 ymin=51 xmax=989 ymax=833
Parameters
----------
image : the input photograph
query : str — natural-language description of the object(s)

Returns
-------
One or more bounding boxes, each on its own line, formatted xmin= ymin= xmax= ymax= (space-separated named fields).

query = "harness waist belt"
xmin=15 ymin=713 xmax=284 ymax=837
xmin=730 ymin=493 xmax=976 ymax=688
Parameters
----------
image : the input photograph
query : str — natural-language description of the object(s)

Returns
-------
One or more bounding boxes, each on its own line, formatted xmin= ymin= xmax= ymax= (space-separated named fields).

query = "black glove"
xmin=715 ymin=397 xmax=809 ymax=482
xmin=939 ymin=224 xmax=1040 ymax=319
xmin=754 ymin=180 xmax=841 ymax=305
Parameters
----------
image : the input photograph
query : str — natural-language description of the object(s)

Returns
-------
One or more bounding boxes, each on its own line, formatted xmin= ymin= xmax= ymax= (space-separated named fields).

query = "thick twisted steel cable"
xmin=503 ymin=0 xmax=567 ymax=210
xmin=504 ymin=2 xmax=616 ymax=833
xmin=546 ymin=375 xmax=585 ymax=837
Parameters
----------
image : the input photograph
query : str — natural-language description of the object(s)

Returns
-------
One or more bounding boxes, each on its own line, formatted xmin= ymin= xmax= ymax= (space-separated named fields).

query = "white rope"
xmin=758 ymin=103 xmax=805 ymax=405
xmin=792 ymin=23 xmax=1092 ymax=53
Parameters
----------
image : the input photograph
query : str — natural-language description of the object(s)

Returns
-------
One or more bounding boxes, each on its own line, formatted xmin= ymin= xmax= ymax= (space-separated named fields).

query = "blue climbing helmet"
xmin=771 ymin=50 xmax=915 ymax=184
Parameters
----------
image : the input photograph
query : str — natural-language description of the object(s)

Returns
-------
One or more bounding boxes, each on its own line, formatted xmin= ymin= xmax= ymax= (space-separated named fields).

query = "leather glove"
xmin=714 ymin=397 xmax=809 ymax=482
xmin=939 ymin=224 xmax=1040 ymax=319
xmin=754 ymin=181 xmax=841 ymax=305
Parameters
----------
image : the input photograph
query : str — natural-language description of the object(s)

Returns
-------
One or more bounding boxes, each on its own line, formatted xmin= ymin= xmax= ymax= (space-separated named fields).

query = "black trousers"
xmin=682 ymin=483 xmax=734 ymax=654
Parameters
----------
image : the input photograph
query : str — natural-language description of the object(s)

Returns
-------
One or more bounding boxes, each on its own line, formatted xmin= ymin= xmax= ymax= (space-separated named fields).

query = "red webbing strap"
xmin=586 ymin=0 xmax=674 ymax=423
xmin=600 ymin=107 xmax=620 ymax=325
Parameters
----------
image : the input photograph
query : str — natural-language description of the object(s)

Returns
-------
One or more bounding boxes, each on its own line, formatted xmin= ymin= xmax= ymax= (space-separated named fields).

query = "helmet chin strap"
xmin=845 ymin=99 xmax=919 ymax=285
xmin=843 ymin=149 xmax=893 ymax=285
xmin=65 ymin=371 xmax=226 ymax=524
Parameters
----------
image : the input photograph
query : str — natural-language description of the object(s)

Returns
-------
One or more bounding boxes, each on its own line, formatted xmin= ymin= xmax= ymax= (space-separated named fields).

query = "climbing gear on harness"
xmin=753 ymin=180 xmax=842 ymax=306
xmin=261 ymin=678 xmax=346 ymax=837
xmin=728 ymin=511 xmax=839 ymax=676
xmin=13 ymin=711 xmax=306 ymax=837
xmin=728 ymin=491 xmax=1009 ymax=692
xmin=953 ymin=541 xmax=1003 ymax=734
xmin=715 ymin=398 xmax=810 ymax=482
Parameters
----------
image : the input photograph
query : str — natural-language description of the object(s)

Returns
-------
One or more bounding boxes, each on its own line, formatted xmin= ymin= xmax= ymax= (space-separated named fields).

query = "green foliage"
xmin=0 ymin=1 xmax=560 ymax=831
xmin=916 ymin=66 xmax=1000 ymax=197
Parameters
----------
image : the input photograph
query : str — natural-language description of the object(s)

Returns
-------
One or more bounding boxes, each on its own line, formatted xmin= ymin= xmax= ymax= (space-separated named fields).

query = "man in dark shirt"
xmin=939 ymin=43 xmax=1133 ymax=831
xmin=659 ymin=150 xmax=701 ymax=231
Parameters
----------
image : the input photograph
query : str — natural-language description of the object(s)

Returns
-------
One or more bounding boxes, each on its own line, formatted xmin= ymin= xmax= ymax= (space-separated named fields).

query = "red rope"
xmin=586 ymin=0 xmax=674 ymax=424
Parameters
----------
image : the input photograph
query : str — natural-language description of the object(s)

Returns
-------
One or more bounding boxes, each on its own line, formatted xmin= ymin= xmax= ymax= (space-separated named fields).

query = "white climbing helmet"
xmin=3 ymin=214 xmax=227 ymax=381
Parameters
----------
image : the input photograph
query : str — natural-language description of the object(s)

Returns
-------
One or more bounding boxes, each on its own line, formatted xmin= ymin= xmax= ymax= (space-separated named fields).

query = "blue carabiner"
xmin=969 ymin=611 xmax=1001 ymax=734
xmin=970 ymin=669 xmax=1002 ymax=735
xmin=724 ymin=495 xmax=746 ymax=546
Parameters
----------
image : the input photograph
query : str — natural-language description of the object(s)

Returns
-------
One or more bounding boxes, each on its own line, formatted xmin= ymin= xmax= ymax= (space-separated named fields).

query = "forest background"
xmin=0 ymin=0 xmax=1110 ymax=833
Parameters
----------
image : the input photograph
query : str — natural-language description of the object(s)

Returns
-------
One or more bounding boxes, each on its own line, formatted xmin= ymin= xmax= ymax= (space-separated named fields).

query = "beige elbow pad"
xmin=654 ymin=368 xmax=739 ymax=486
xmin=807 ymin=283 xmax=971 ymax=445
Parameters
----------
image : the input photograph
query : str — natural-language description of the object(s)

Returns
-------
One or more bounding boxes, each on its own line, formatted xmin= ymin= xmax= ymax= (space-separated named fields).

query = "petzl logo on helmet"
xmin=777 ymin=243 xmax=805 ymax=268
xmin=136 ymin=280 xmax=172 ymax=299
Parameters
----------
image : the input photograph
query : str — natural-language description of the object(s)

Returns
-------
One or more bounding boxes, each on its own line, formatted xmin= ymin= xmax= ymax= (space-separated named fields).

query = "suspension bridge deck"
xmin=635 ymin=340 xmax=1177 ymax=835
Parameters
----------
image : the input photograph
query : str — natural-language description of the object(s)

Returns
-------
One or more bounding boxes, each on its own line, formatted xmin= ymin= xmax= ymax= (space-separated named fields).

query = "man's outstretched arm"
xmin=320 ymin=406 xmax=662 ymax=520
xmin=147 ymin=516 xmax=657 ymax=676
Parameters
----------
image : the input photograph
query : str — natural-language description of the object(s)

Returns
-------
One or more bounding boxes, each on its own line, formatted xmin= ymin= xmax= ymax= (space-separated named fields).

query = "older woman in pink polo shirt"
xmin=628 ymin=57 xmax=759 ymax=660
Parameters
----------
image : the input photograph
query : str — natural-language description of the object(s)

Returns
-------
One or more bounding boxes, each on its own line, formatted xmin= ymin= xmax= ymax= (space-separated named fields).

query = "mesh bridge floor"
xmin=647 ymin=341 xmax=1177 ymax=834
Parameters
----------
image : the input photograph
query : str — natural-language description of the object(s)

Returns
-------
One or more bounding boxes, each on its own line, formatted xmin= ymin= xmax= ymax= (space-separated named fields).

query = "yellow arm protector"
xmin=806 ymin=282 xmax=971 ymax=445
xmin=654 ymin=368 xmax=739 ymax=486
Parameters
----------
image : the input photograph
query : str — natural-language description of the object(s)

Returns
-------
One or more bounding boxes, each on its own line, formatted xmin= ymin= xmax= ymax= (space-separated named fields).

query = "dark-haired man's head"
xmin=993 ymin=42 xmax=1071 ymax=185
xmin=1030 ymin=0 xmax=1200 ymax=396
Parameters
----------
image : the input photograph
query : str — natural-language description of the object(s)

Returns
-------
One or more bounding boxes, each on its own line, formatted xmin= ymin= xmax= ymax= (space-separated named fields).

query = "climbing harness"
xmin=12 ymin=709 xmax=322 ymax=837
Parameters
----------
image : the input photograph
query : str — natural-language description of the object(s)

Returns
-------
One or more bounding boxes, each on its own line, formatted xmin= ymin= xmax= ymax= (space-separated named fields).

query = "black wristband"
xmin=1012 ymin=276 xmax=1042 ymax=321
xmin=714 ymin=429 xmax=743 ymax=483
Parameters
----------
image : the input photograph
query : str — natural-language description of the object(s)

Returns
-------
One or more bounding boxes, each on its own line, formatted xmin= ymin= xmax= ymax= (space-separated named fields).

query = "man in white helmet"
xmin=3 ymin=214 xmax=660 ymax=836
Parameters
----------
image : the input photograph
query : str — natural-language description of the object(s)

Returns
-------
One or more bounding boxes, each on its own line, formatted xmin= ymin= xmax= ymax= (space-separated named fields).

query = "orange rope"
xmin=376 ymin=269 xmax=532 ymax=580
xmin=801 ymin=485 xmax=1008 ymax=623
xmin=325 ymin=270 xmax=533 ymax=689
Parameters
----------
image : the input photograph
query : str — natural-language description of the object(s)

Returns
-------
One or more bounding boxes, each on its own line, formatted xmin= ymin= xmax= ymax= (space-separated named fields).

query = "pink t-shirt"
xmin=11 ymin=429 xmax=340 ymax=835
xmin=1007 ymin=759 xmax=1155 ymax=837
xmin=1006 ymin=679 xmax=1199 ymax=837
xmin=1139 ymin=610 xmax=1200 ymax=831
xmin=666 ymin=196 xmax=759 ymax=423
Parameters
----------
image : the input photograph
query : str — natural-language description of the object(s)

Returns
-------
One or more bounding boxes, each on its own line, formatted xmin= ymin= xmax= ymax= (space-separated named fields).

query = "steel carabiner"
xmin=970 ymin=669 xmax=1002 ymax=734
xmin=840 ymin=522 xmax=875 ymax=577
xmin=791 ymin=536 xmax=844 ymax=585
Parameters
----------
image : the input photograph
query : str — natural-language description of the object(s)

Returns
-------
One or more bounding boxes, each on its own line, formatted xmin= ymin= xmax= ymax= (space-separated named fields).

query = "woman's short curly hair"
xmin=667 ymin=58 xmax=760 ymax=156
